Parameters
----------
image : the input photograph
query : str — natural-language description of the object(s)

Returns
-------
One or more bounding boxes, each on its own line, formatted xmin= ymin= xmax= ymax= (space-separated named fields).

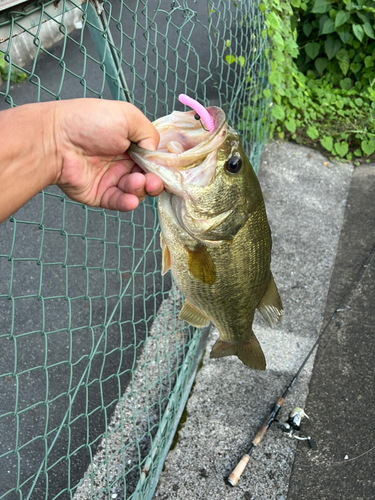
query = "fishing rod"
xmin=227 ymin=242 xmax=375 ymax=486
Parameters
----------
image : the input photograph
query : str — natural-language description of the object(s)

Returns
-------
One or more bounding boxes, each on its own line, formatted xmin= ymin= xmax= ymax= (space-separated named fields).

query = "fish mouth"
xmin=128 ymin=107 xmax=227 ymax=195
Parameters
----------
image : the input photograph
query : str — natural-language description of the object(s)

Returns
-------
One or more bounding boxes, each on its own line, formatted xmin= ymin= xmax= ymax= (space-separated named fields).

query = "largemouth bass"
xmin=128 ymin=103 xmax=282 ymax=370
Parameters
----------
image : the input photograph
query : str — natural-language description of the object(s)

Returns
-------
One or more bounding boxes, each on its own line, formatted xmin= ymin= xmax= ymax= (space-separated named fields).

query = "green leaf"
xmin=315 ymin=57 xmax=328 ymax=73
xmin=336 ymin=27 xmax=351 ymax=44
xmin=352 ymin=24 xmax=364 ymax=42
xmin=269 ymin=70 xmax=282 ymax=87
xmin=354 ymin=97 xmax=363 ymax=106
xmin=334 ymin=141 xmax=349 ymax=157
xmin=364 ymin=56 xmax=373 ymax=68
xmin=285 ymin=119 xmax=296 ymax=133
xmin=321 ymin=136 xmax=333 ymax=152
xmin=225 ymin=55 xmax=236 ymax=64
xmin=354 ymin=148 xmax=362 ymax=157
xmin=303 ymin=23 xmax=313 ymax=37
xmin=305 ymin=42 xmax=320 ymax=60
xmin=336 ymin=49 xmax=350 ymax=75
xmin=273 ymin=32 xmax=285 ymax=48
xmin=9 ymin=68 xmax=27 ymax=83
xmin=271 ymin=104 xmax=285 ymax=120
xmin=312 ymin=0 xmax=330 ymax=13
xmin=319 ymin=15 xmax=330 ymax=34
xmin=322 ymin=18 xmax=335 ymax=34
xmin=259 ymin=3 xmax=267 ymax=12
xmin=263 ymin=88 xmax=271 ymax=99
xmin=338 ymin=60 xmax=349 ymax=76
xmin=325 ymin=38 xmax=342 ymax=60
xmin=291 ymin=0 xmax=301 ymax=6
xmin=237 ymin=56 xmax=245 ymax=67
xmin=307 ymin=126 xmax=319 ymax=140
xmin=357 ymin=12 xmax=370 ymax=24
xmin=266 ymin=12 xmax=280 ymax=30
xmin=284 ymin=38 xmax=299 ymax=57
xmin=334 ymin=11 xmax=350 ymax=28
xmin=363 ymin=23 xmax=375 ymax=39
xmin=350 ymin=62 xmax=362 ymax=73
xmin=361 ymin=140 xmax=375 ymax=156
xmin=340 ymin=77 xmax=352 ymax=90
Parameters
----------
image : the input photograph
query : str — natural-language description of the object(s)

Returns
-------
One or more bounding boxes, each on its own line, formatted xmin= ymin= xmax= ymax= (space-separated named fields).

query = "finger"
xmin=101 ymin=186 xmax=140 ymax=212
xmin=122 ymin=103 xmax=160 ymax=150
xmin=129 ymin=168 xmax=164 ymax=196
xmin=144 ymin=173 xmax=164 ymax=197
xmin=118 ymin=171 xmax=147 ymax=199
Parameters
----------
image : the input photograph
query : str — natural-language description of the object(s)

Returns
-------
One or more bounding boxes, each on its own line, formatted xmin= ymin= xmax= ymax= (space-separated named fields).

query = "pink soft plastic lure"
xmin=178 ymin=93 xmax=215 ymax=133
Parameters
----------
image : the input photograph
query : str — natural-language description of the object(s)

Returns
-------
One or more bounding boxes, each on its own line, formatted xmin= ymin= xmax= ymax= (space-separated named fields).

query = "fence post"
xmin=84 ymin=0 xmax=131 ymax=102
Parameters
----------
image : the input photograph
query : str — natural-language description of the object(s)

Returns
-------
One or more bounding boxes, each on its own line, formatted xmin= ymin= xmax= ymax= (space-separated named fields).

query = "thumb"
xmin=122 ymin=103 xmax=160 ymax=151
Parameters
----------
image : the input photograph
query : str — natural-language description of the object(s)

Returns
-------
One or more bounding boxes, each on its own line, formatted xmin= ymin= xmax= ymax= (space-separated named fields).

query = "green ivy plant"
xmin=0 ymin=53 xmax=27 ymax=84
xmin=226 ymin=0 xmax=375 ymax=162
xmin=294 ymin=0 xmax=375 ymax=90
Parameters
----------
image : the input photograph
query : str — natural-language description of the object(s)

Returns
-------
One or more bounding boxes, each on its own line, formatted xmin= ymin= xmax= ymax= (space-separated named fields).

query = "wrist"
xmin=38 ymin=101 xmax=61 ymax=185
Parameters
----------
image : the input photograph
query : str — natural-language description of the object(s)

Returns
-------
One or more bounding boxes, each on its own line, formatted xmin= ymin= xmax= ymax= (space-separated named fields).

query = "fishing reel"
xmin=276 ymin=407 xmax=316 ymax=449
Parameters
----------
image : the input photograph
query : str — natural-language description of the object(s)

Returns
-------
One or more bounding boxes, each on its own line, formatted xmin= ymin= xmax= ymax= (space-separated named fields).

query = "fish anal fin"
xmin=257 ymin=273 xmax=283 ymax=328
xmin=186 ymin=245 xmax=216 ymax=285
xmin=160 ymin=232 xmax=171 ymax=275
xmin=210 ymin=334 xmax=266 ymax=370
xmin=179 ymin=300 xmax=210 ymax=328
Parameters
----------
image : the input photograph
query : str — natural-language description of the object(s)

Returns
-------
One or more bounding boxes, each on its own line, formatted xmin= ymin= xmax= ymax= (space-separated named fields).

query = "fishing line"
xmin=227 ymin=241 xmax=375 ymax=486
xmin=332 ymin=444 xmax=375 ymax=464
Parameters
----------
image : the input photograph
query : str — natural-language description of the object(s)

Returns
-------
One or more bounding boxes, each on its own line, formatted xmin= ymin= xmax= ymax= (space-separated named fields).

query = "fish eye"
xmin=225 ymin=155 xmax=242 ymax=174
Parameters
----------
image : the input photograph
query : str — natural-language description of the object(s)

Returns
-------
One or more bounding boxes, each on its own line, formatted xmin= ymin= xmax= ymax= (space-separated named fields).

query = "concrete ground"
xmin=154 ymin=143 xmax=375 ymax=499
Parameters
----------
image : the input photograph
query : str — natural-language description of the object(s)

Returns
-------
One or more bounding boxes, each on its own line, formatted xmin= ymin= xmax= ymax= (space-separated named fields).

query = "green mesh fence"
xmin=0 ymin=1 xmax=270 ymax=498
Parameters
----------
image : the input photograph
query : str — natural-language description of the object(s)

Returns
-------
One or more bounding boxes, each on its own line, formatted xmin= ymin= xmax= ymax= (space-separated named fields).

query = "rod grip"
xmin=252 ymin=397 xmax=285 ymax=446
xmin=227 ymin=454 xmax=250 ymax=486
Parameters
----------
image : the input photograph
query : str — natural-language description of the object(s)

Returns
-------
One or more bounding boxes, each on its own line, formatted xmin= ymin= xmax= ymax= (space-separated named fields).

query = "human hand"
xmin=53 ymin=99 xmax=163 ymax=211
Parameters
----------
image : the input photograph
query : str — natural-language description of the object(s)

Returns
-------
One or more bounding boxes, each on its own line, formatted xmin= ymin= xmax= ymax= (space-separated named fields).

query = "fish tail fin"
xmin=210 ymin=334 xmax=266 ymax=370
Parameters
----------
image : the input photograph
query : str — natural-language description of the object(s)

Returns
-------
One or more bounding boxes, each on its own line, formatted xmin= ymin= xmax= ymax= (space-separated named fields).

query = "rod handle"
xmin=227 ymin=454 xmax=250 ymax=486
xmin=252 ymin=397 xmax=285 ymax=446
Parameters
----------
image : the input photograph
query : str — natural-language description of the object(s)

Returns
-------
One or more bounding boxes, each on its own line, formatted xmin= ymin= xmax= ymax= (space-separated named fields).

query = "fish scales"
xmin=159 ymin=197 xmax=271 ymax=335
xmin=128 ymin=105 xmax=283 ymax=369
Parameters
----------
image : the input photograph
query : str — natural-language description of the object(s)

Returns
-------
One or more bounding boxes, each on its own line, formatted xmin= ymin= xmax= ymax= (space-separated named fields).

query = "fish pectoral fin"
xmin=209 ymin=334 xmax=266 ymax=370
xmin=186 ymin=245 xmax=216 ymax=285
xmin=257 ymin=273 xmax=283 ymax=328
xmin=160 ymin=232 xmax=171 ymax=275
xmin=179 ymin=300 xmax=210 ymax=328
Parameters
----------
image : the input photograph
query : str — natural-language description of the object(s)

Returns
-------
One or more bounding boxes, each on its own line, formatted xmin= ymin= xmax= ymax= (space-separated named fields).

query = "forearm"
xmin=0 ymin=102 xmax=59 ymax=223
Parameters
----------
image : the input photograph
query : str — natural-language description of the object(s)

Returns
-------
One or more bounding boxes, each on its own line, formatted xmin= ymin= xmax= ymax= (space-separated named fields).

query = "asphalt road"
xmin=0 ymin=191 xmax=169 ymax=498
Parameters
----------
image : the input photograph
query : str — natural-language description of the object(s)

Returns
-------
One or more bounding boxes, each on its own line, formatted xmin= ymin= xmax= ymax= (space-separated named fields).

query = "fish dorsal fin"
xmin=186 ymin=245 xmax=216 ymax=285
xmin=160 ymin=232 xmax=171 ymax=275
xmin=179 ymin=300 xmax=210 ymax=327
xmin=210 ymin=333 xmax=266 ymax=370
xmin=257 ymin=273 xmax=283 ymax=328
